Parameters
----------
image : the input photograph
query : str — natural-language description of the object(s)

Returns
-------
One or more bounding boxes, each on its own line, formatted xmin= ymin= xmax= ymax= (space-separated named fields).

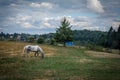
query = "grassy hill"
xmin=0 ymin=41 xmax=120 ymax=80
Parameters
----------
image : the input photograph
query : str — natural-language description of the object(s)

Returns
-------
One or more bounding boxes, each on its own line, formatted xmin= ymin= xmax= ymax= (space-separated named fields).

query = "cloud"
xmin=60 ymin=16 xmax=100 ymax=31
xmin=87 ymin=0 xmax=104 ymax=13
xmin=15 ymin=14 xmax=32 ymax=21
xmin=21 ymin=22 xmax=34 ymax=28
xmin=30 ymin=2 xmax=53 ymax=9
xmin=0 ymin=0 xmax=119 ymax=34
xmin=42 ymin=22 xmax=51 ymax=27
xmin=0 ymin=27 xmax=3 ymax=32
xmin=111 ymin=22 xmax=120 ymax=29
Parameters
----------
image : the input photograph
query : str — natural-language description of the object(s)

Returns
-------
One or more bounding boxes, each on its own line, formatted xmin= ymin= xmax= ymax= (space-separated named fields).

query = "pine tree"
xmin=112 ymin=30 xmax=117 ymax=48
xmin=55 ymin=17 xmax=73 ymax=47
xmin=106 ymin=26 xmax=113 ymax=47
xmin=117 ymin=25 xmax=120 ymax=51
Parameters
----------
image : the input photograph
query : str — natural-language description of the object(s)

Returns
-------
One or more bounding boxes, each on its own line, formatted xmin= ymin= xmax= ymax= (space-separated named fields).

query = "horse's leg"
xmin=26 ymin=49 xmax=30 ymax=57
xmin=37 ymin=51 xmax=39 ymax=56
xmin=34 ymin=52 xmax=37 ymax=57
xmin=34 ymin=51 xmax=39 ymax=57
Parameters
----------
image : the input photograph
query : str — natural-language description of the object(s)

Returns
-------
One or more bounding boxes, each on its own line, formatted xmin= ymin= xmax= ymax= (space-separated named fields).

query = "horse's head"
xmin=28 ymin=46 xmax=31 ymax=49
xmin=38 ymin=46 xmax=45 ymax=59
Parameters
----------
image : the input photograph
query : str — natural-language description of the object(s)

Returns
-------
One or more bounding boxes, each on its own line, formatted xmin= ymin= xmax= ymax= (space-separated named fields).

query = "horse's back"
xmin=31 ymin=45 xmax=39 ymax=51
xmin=24 ymin=45 xmax=44 ymax=52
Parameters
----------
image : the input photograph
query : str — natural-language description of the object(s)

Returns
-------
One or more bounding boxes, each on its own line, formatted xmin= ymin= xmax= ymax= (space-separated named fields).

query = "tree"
xmin=50 ymin=38 xmax=56 ymax=45
xmin=111 ymin=30 xmax=117 ymax=48
xmin=55 ymin=17 xmax=73 ymax=47
xmin=117 ymin=25 xmax=120 ymax=52
xmin=0 ymin=32 xmax=5 ymax=40
xmin=106 ymin=26 xmax=113 ymax=47
xmin=27 ymin=36 xmax=34 ymax=43
xmin=37 ymin=37 xmax=44 ymax=44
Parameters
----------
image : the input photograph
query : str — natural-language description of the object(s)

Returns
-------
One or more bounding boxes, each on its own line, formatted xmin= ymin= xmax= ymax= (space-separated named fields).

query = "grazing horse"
xmin=23 ymin=45 xmax=44 ymax=58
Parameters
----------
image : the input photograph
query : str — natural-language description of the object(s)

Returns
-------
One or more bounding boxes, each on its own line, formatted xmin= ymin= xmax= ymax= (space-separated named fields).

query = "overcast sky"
xmin=0 ymin=0 xmax=120 ymax=34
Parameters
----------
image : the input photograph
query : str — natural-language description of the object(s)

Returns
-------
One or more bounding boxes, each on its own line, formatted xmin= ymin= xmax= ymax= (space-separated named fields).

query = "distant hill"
xmin=0 ymin=30 xmax=107 ymax=45
xmin=73 ymin=30 xmax=107 ymax=45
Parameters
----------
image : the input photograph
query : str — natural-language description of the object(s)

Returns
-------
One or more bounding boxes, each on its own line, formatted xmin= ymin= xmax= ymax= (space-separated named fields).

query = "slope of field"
xmin=0 ymin=41 xmax=120 ymax=80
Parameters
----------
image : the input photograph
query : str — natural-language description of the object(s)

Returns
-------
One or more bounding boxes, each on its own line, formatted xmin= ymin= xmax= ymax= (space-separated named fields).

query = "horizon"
xmin=0 ymin=0 xmax=120 ymax=34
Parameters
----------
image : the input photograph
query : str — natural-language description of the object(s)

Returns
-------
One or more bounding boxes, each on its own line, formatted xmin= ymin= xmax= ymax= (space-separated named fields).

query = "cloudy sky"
xmin=0 ymin=0 xmax=120 ymax=34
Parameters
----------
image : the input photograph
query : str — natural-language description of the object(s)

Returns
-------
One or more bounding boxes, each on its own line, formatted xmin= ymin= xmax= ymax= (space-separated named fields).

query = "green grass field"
xmin=0 ymin=41 xmax=120 ymax=80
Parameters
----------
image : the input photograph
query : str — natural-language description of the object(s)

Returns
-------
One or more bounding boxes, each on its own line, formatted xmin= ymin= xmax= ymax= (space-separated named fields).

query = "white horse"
xmin=23 ymin=45 xmax=44 ymax=58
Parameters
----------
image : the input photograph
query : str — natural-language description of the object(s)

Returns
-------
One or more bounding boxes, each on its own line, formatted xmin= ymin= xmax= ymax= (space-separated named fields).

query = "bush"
xmin=27 ymin=36 xmax=34 ymax=43
xmin=0 ymin=38 xmax=5 ymax=41
xmin=86 ymin=44 xmax=103 ymax=52
xmin=50 ymin=38 xmax=56 ymax=45
xmin=37 ymin=37 xmax=44 ymax=44
xmin=105 ymin=48 xmax=112 ymax=53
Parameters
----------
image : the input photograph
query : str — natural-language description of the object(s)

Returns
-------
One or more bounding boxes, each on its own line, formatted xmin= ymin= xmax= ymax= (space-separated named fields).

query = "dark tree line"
xmin=73 ymin=25 xmax=120 ymax=50
xmin=73 ymin=29 xmax=107 ymax=45
xmin=98 ymin=25 xmax=120 ymax=50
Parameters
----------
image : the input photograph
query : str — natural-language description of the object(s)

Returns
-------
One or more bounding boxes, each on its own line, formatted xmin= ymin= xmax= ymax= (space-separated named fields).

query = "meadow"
xmin=0 ymin=41 xmax=120 ymax=80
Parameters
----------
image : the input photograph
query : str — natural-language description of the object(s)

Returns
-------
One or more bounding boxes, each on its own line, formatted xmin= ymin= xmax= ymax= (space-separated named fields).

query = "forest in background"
xmin=0 ymin=25 xmax=120 ymax=50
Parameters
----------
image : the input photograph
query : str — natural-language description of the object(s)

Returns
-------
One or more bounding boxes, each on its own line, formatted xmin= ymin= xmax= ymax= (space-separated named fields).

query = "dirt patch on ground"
xmin=85 ymin=50 xmax=120 ymax=58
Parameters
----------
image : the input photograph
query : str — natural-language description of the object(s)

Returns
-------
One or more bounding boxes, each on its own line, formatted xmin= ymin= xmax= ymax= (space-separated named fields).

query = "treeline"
xmin=98 ymin=26 xmax=120 ymax=49
xmin=0 ymin=25 xmax=120 ymax=50
xmin=73 ymin=29 xmax=107 ymax=45
xmin=0 ymin=32 xmax=55 ymax=44
xmin=73 ymin=25 xmax=120 ymax=50
xmin=0 ymin=32 xmax=37 ymax=41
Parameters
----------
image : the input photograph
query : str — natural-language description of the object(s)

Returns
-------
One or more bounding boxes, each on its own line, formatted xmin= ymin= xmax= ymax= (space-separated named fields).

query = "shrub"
xmin=27 ymin=36 xmax=35 ymax=43
xmin=86 ymin=44 xmax=103 ymax=52
xmin=37 ymin=37 xmax=44 ymax=44
xmin=50 ymin=38 xmax=56 ymax=45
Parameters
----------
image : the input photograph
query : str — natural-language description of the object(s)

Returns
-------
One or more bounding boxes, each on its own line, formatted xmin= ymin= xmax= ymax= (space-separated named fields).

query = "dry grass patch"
xmin=85 ymin=50 xmax=120 ymax=58
xmin=79 ymin=58 xmax=93 ymax=63
xmin=42 ymin=46 xmax=57 ymax=57
xmin=0 ymin=41 xmax=56 ymax=57
xmin=0 ymin=41 xmax=27 ymax=57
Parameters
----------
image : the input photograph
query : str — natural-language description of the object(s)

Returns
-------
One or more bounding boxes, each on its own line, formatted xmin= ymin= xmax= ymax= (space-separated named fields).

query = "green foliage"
xmin=106 ymin=26 xmax=113 ymax=47
xmin=50 ymin=38 xmax=56 ymax=45
xmin=8 ymin=38 xmax=15 ymax=41
xmin=27 ymin=36 xmax=34 ymax=43
xmin=0 ymin=37 xmax=5 ymax=41
xmin=102 ymin=25 xmax=120 ymax=49
xmin=86 ymin=44 xmax=103 ymax=52
xmin=0 ymin=24 xmax=120 ymax=50
xmin=73 ymin=30 xmax=107 ymax=46
xmin=55 ymin=17 xmax=73 ymax=46
xmin=117 ymin=25 xmax=120 ymax=50
xmin=37 ymin=37 xmax=44 ymax=44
